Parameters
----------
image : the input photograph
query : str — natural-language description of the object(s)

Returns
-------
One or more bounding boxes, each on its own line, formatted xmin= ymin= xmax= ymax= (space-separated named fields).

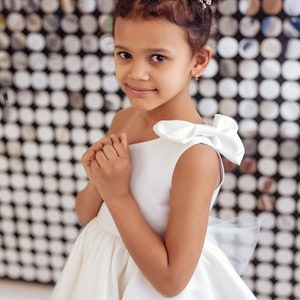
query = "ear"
xmin=191 ymin=45 xmax=212 ymax=79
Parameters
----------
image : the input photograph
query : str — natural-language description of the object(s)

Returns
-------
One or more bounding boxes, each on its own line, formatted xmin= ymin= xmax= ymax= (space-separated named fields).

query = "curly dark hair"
xmin=112 ymin=0 xmax=221 ymax=53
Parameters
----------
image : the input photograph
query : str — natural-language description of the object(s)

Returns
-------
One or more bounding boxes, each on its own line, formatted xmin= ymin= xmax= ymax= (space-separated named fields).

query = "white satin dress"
xmin=50 ymin=114 xmax=259 ymax=300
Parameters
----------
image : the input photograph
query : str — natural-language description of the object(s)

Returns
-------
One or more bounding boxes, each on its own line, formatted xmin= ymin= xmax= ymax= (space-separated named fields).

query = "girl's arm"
xmin=75 ymin=181 xmax=103 ymax=226
xmin=92 ymin=134 xmax=220 ymax=297
xmin=75 ymin=109 xmax=131 ymax=226
xmin=75 ymin=140 xmax=106 ymax=225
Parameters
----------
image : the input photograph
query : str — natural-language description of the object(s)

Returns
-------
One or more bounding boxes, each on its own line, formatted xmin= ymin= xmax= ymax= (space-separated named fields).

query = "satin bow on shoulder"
xmin=153 ymin=114 xmax=245 ymax=165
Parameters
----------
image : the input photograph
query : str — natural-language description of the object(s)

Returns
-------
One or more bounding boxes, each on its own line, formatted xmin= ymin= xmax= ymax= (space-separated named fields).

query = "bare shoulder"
xmin=107 ymin=107 xmax=138 ymax=135
xmin=174 ymin=143 xmax=221 ymax=190
xmin=107 ymin=107 xmax=155 ymax=144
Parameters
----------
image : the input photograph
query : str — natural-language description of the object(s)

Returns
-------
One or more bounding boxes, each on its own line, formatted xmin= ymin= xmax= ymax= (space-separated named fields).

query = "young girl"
xmin=51 ymin=0 xmax=259 ymax=299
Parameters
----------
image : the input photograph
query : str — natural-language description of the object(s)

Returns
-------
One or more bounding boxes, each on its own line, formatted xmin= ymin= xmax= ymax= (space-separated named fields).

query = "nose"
xmin=128 ymin=60 xmax=149 ymax=81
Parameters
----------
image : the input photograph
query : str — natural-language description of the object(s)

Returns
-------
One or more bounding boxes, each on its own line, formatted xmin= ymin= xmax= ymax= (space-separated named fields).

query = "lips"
xmin=126 ymin=84 xmax=156 ymax=95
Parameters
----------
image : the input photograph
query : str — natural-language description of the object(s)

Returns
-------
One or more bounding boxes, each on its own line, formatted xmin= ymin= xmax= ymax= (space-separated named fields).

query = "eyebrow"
xmin=114 ymin=44 xmax=172 ymax=53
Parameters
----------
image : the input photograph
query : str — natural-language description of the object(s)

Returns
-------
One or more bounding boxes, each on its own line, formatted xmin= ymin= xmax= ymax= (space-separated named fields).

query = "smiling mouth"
xmin=127 ymin=84 xmax=156 ymax=95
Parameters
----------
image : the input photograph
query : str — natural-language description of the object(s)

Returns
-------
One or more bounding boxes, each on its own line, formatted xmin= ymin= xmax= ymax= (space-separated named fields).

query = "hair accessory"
xmin=198 ymin=0 xmax=212 ymax=9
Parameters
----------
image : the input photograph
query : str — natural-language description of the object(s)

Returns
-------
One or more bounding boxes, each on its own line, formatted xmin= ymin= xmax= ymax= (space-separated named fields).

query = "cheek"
xmin=167 ymin=66 xmax=191 ymax=85
xmin=114 ymin=66 xmax=125 ymax=85
xmin=114 ymin=59 xmax=124 ymax=74
xmin=114 ymin=62 xmax=121 ymax=76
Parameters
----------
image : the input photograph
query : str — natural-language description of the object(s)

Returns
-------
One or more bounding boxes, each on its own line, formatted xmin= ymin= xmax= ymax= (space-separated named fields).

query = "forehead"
xmin=114 ymin=17 xmax=189 ymax=50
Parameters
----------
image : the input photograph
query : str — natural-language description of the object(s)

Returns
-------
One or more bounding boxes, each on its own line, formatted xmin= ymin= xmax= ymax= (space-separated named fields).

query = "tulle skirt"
xmin=50 ymin=214 xmax=258 ymax=300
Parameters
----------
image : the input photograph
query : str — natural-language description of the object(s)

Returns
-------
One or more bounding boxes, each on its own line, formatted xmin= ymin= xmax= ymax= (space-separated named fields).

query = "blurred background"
xmin=0 ymin=0 xmax=299 ymax=299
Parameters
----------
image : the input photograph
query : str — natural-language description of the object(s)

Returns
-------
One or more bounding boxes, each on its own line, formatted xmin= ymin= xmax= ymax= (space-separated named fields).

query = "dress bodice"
xmin=98 ymin=114 xmax=245 ymax=237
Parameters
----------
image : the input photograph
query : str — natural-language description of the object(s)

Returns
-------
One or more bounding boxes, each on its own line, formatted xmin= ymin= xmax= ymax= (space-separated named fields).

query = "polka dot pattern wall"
xmin=0 ymin=0 xmax=299 ymax=298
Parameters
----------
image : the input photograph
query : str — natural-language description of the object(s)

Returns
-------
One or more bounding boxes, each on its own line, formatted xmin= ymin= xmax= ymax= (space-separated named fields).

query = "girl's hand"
xmin=81 ymin=136 xmax=111 ymax=182
xmin=87 ymin=133 xmax=132 ymax=201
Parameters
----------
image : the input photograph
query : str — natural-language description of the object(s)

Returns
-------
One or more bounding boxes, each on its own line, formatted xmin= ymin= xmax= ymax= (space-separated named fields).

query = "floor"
xmin=0 ymin=279 xmax=53 ymax=300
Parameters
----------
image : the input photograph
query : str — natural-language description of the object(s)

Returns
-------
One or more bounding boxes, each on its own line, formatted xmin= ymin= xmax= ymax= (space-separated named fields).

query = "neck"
xmin=143 ymin=97 xmax=202 ymax=125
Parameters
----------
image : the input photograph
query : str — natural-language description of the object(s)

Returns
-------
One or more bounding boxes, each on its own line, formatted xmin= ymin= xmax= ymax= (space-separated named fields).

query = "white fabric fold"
xmin=153 ymin=114 xmax=245 ymax=165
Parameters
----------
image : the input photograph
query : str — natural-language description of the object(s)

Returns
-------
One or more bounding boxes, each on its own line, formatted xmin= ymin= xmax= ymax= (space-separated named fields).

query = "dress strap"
xmin=153 ymin=114 xmax=245 ymax=165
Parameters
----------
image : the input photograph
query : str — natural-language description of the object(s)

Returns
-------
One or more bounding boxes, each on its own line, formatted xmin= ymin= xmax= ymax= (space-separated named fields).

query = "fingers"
xmin=120 ymin=133 xmax=128 ymax=148
xmin=97 ymin=144 xmax=117 ymax=161
xmin=83 ymin=134 xmax=131 ymax=200
xmin=89 ymin=136 xmax=113 ymax=152
xmin=81 ymin=135 xmax=114 ymax=165
xmin=82 ymin=133 xmax=129 ymax=175
xmin=110 ymin=133 xmax=129 ymax=158
xmin=97 ymin=134 xmax=128 ymax=160
xmin=109 ymin=134 xmax=120 ymax=144
xmin=81 ymin=149 xmax=94 ymax=166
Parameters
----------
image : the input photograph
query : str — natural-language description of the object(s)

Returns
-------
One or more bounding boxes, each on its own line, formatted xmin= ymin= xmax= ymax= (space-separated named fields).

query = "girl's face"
xmin=114 ymin=17 xmax=209 ymax=113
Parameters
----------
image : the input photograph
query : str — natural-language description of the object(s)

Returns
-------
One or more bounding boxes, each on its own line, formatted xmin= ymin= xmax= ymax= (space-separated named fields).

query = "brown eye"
xmin=151 ymin=54 xmax=166 ymax=62
xmin=118 ymin=52 xmax=132 ymax=59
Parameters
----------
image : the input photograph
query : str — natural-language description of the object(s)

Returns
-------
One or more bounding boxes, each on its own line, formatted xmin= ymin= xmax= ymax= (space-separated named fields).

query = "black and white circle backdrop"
xmin=0 ymin=0 xmax=299 ymax=299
